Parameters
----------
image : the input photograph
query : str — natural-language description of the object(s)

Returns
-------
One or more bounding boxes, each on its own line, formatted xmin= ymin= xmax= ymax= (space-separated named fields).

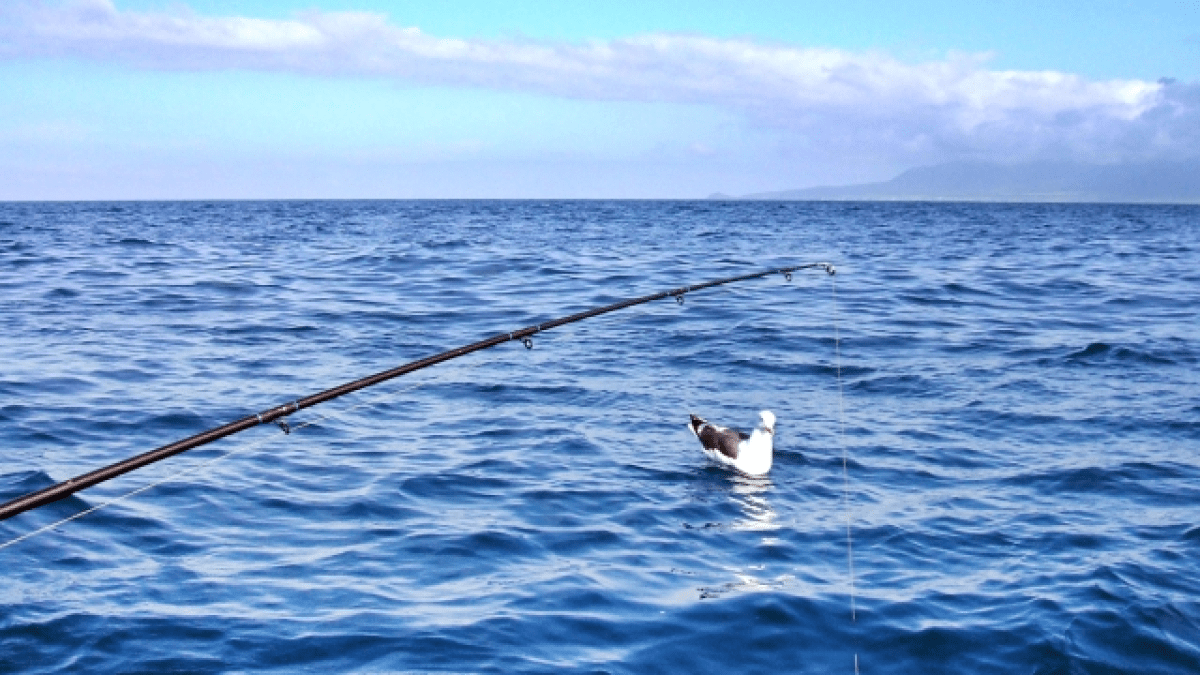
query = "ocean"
xmin=1 ymin=200 xmax=1197 ymax=673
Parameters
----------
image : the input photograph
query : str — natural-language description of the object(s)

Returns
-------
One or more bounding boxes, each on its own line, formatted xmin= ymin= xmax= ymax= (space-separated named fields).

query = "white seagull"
xmin=688 ymin=411 xmax=776 ymax=476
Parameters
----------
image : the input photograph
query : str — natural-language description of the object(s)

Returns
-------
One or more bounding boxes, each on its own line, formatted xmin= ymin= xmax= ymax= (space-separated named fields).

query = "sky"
xmin=0 ymin=0 xmax=1197 ymax=199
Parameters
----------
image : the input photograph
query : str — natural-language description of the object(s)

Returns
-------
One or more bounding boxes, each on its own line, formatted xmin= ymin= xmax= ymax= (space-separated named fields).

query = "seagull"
xmin=688 ymin=411 xmax=776 ymax=476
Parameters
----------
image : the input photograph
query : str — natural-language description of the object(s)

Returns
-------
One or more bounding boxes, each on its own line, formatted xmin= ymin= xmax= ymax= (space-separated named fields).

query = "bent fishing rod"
xmin=0 ymin=263 xmax=834 ymax=522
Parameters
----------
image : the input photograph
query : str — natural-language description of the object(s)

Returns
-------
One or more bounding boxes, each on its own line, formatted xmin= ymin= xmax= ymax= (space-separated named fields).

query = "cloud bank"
xmin=3 ymin=0 xmax=1198 ymax=165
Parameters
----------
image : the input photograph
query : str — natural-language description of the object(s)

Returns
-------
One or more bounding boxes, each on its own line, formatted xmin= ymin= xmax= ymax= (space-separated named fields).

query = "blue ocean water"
xmin=0 ymin=200 xmax=1197 ymax=674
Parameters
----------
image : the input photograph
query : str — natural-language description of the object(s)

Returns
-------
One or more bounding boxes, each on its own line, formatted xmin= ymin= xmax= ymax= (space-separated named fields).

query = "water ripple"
xmin=0 ymin=201 xmax=1197 ymax=673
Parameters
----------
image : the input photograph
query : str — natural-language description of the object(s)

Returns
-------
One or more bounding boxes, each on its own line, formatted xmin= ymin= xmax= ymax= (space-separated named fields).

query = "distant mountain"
xmin=735 ymin=160 xmax=1200 ymax=203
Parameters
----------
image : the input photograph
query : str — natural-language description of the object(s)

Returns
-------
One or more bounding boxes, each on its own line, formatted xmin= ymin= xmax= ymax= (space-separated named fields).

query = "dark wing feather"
xmin=698 ymin=425 xmax=741 ymax=459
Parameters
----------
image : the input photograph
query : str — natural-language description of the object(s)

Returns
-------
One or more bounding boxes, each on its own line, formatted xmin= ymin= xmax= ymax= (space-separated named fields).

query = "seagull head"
xmin=758 ymin=410 xmax=776 ymax=435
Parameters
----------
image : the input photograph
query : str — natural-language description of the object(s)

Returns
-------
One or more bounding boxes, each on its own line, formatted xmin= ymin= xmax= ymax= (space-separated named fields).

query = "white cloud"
xmin=2 ymin=0 xmax=1197 ymax=165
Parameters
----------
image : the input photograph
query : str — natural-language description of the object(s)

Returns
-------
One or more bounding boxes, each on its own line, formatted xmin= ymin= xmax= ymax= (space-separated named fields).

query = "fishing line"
xmin=831 ymin=271 xmax=859 ymax=674
xmin=832 ymin=273 xmax=855 ymax=619
xmin=0 ymin=425 xmax=279 ymax=554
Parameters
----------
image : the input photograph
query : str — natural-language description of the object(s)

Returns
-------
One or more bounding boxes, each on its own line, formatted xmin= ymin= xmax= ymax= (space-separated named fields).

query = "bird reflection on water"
xmin=729 ymin=473 xmax=777 ymax=534
xmin=694 ymin=472 xmax=797 ymax=599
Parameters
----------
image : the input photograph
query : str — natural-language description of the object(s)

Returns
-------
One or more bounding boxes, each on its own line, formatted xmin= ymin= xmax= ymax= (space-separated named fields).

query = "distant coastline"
xmin=716 ymin=160 xmax=1200 ymax=204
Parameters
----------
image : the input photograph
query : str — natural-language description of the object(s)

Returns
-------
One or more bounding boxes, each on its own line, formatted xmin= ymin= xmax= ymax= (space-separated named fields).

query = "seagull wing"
xmin=698 ymin=424 xmax=741 ymax=460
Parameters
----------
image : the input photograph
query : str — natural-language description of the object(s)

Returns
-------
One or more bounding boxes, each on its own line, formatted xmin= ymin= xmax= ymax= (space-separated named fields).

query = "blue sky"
xmin=1 ymin=0 xmax=1196 ymax=199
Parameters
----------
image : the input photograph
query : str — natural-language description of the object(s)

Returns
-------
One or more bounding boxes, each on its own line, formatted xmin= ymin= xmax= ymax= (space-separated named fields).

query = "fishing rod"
xmin=0 ymin=263 xmax=835 ymax=522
